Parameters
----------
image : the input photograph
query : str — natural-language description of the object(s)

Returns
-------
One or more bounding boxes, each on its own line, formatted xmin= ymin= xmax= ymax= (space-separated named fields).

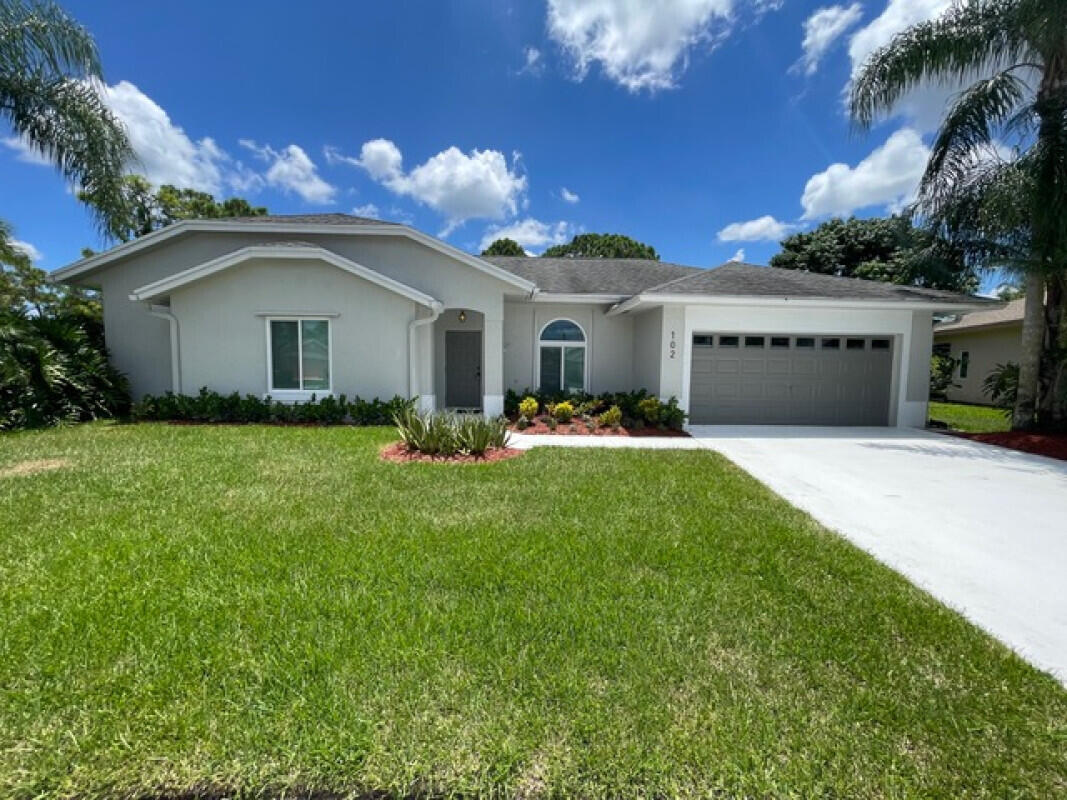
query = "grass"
xmin=928 ymin=400 xmax=1012 ymax=433
xmin=1 ymin=424 xmax=1064 ymax=799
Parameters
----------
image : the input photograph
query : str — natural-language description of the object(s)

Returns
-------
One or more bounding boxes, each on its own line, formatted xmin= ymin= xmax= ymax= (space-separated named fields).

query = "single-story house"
xmin=933 ymin=298 xmax=1024 ymax=404
xmin=53 ymin=213 xmax=994 ymax=427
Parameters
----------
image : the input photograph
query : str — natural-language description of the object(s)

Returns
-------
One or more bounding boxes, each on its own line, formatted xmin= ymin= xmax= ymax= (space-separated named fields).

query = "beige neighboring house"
xmin=933 ymin=299 xmax=1024 ymax=404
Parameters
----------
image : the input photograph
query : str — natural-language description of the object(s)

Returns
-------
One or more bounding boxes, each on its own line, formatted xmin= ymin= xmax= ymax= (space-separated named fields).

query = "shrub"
xmin=983 ymin=362 xmax=1019 ymax=413
xmin=131 ymin=389 xmax=413 ymax=425
xmin=553 ymin=401 xmax=575 ymax=422
xmin=546 ymin=416 xmax=558 ymax=430
xmin=658 ymin=397 xmax=687 ymax=430
xmin=518 ymin=396 xmax=539 ymax=419
xmin=515 ymin=415 xmax=529 ymax=431
xmin=637 ymin=396 xmax=660 ymax=424
xmin=930 ymin=353 xmax=958 ymax=400
xmin=393 ymin=410 xmax=510 ymax=456
xmin=599 ymin=404 xmax=622 ymax=428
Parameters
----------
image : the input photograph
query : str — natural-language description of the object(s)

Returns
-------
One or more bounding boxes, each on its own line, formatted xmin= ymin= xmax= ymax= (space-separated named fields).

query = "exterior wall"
xmin=676 ymin=304 xmax=931 ymax=427
xmin=169 ymin=258 xmax=415 ymax=399
xmin=85 ymin=230 xmax=519 ymax=401
xmin=934 ymin=324 xmax=1021 ymax=405
xmin=501 ymin=301 xmax=635 ymax=394
xmin=631 ymin=307 xmax=663 ymax=395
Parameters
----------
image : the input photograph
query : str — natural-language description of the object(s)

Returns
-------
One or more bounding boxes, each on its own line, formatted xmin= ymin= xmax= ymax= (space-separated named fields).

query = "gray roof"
xmin=484 ymin=256 xmax=701 ymax=295
xmin=220 ymin=213 xmax=395 ymax=226
xmin=935 ymin=297 xmax=1024 ymax=332
xmin=641 ymin=261 xmax=996 ymax=306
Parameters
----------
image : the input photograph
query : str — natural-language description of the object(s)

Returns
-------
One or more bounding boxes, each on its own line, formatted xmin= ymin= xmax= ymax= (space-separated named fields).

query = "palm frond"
xmin=850 ymin=0 xmax=1034 ymax=128
xmin=0 ymin=0 xmax=101 ymax=78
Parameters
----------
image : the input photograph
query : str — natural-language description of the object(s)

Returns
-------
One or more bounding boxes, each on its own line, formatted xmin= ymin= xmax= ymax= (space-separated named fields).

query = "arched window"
xmin=539 ymin=319 xmax=585 ymax=393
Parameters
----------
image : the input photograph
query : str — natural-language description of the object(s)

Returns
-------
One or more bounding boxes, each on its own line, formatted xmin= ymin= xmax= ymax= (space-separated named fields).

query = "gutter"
xmin=409 ymin=301 xmax=444 ymax=399
xmin=148 ymin=304 xmax=181 ymax=393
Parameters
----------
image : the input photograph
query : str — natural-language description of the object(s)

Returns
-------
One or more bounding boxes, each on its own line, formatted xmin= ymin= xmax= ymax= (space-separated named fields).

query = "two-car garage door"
xmin=689 ymin=333 xmax=894 ymax=425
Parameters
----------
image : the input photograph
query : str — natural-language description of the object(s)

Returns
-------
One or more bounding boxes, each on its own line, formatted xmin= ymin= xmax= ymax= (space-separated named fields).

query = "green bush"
xmin=1 ymin=311 xmax=129 ymax=431
xmin=553 ymin=401 xmax=575 ymax=422
xmin=982 ymin=362 xmax=1019 ymax=413
xmin=599 ymin=404 xmax=622 ymax=428
xmin=393 ymin=409 xmax=510 ymax=456
xmin=638 ymin=396 xmax=660 ymax=423
xmin=132 ymin=389 xmax=412 ymax=425
xmin=546 ymin=416 xmax=558 ymax=431
xmin=518 ymin=396 xmax=539 ymax=419
xmin=930 ymin=353 xmax=958 ymax=400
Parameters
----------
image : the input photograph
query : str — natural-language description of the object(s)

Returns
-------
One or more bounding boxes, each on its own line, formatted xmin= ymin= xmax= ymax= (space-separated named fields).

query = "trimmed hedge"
xmin=132 ymin=388 xmax=412 ymax=425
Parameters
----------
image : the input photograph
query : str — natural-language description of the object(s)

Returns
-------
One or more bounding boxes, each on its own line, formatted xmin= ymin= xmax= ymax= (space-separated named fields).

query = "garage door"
xmin=689 ymin=334 xmax=893 ymax=425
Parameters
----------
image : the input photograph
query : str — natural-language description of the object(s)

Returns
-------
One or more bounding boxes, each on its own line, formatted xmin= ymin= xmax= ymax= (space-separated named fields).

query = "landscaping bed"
xmin=950 ymin=430 xmax=1067 ymax=462
xmin=511 ymin=415 xmax=690 ymax=436
xmin=380 ymin=441 xmax=523 ymax=463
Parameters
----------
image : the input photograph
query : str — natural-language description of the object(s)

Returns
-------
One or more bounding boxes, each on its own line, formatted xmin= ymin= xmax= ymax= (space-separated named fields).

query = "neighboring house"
xmin=933 ymin=299 xmax=1024 ymax=405
xmin=53 ymin=214 xmax=994 ymax=427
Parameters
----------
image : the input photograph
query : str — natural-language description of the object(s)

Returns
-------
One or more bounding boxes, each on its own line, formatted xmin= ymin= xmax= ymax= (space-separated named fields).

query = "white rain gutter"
xmin=409 ymin=302 xmax=444 ymax=399
xmin=148 ymin=304 xmax=181 ymax=393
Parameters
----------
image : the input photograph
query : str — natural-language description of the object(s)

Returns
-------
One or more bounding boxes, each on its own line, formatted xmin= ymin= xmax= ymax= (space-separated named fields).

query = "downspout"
xmin=148 ymin=304 xmax=181 ymax=394
xmin=409 ymin=302 xmax=443 ymax=403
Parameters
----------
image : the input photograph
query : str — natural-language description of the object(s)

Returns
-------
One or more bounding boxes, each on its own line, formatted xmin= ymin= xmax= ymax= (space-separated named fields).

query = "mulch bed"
xmin=510 ymin=418 xmax=690 ymax=437
xmin=946 ymin=430 xmax=1067 ymax=462
xmin=379 ymin=441 xmax=524 ymax=464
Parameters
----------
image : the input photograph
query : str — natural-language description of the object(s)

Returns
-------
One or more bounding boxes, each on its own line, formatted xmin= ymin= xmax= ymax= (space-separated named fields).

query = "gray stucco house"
xmin=933 ymin=299 xmax=1024 ymax=405
xmin=53 ymin=213 xmax=992 ymax=427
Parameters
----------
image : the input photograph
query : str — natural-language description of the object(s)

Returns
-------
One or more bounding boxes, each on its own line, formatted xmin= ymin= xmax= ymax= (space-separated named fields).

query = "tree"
xmin=542 ymin=233 xmax=659 ymax=260
xmin=80 ymin=175 xmax=268 ymax=242
xmin=851 ymin=0 xmax=1067 ymax=429
xmin=481 ymin=237 xmax=524 ymax=256
xmin=0 ymin=0 xmax=132 ymax=234
xmin=770 ymin=215 xmax=977 ymax=292
xmin=1 ymin=220 xmax=99 ymax=320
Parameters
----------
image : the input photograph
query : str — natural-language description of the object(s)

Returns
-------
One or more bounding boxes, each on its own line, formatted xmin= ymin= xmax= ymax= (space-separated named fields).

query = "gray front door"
xmin=688 ymin=333 xmax=894 ymax=425
xmin=445 ymin=330 xmax=482 ymax=408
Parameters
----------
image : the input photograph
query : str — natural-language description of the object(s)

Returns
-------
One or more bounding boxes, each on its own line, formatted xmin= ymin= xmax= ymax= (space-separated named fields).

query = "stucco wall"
xmin=169 ymin=258 xmax=416 ymax=399
xmin=935 ymin=324 xmax=1021 ymax=405
xmin=632 ymin=307 xmax=663 ymax=395
xmin=501 ymin=301 xmax=634 ymax=394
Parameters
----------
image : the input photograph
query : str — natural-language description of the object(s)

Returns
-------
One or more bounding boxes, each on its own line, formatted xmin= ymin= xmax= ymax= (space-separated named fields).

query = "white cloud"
xmin=794 ymin=4 xmax=863 ymax=76
xmin=800 ymin=127 xmax=929 ymax=219
xmin=717 ymin=214 xmax=795 ymax=242
xmin=11 ymin=239 xmax=42 ymax=262
xmin=352 ymin=203 xmax=380 ymax=218
xmin=728 ymin=247 xmax=745 ymax=262
xmin=479 ymin=218 xmax=573 ymax=254
xmin=2 ymin=136 xmax=51 ymax=165
xmin=241 ymin=140 xmax=335 ymax=204
xmin=560 ymin=186 xmax=580 ymax=204
xmin=519 ymin=46 xmax=544 ymax=76
xmin=546 ymin=0 xmax=738 ymax=92
xmin=336 ymin=139 xmax=527 ymax=234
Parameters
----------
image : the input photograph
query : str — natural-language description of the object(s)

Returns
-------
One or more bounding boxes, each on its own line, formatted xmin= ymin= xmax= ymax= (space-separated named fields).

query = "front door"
xmin=445 ymin=330 xmax=482 ymax=409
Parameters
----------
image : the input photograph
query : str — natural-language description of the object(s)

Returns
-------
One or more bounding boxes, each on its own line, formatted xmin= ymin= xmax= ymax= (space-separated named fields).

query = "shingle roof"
xmin=220 ymin=213 xmax=395 ymax=225
xmin=641 ymin=261 xmax=995 ymax=306
xmin=484 ymin=256 xmax=701 ymax=295
xmin=934 ymin=298 xmax=1025 ymax=332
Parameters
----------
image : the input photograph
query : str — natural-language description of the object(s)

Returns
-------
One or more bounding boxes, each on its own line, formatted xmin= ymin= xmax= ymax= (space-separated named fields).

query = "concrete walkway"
xmin=512 ymin=427 xmax=1067 ymax=683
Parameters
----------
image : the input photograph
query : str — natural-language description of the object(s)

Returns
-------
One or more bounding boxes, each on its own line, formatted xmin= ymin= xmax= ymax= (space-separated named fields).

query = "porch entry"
xmin=445 ymin=330 xmax=482 ymax=409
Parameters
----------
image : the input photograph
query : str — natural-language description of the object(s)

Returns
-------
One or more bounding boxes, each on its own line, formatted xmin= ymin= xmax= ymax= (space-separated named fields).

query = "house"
xmin=53 ymin=213 xmax=994 ymax=427
xmin=933 ymin=299 xmax=1024 ymax=404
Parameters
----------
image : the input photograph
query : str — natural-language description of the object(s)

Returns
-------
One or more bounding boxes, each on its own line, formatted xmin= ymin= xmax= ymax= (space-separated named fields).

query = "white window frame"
xmin=264 ymin=316 xmax=334 ymax=401
xmin=536 ymin=318 xmax=588 ymax=394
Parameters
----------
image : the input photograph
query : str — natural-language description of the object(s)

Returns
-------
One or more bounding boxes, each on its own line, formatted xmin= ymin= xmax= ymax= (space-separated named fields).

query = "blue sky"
xmin=3 ymin=0 xmax=961 ymax=277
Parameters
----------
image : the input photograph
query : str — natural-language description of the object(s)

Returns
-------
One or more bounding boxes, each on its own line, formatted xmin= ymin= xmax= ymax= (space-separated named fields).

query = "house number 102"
xmin=669 ymin=330 xmax=677 ymax=359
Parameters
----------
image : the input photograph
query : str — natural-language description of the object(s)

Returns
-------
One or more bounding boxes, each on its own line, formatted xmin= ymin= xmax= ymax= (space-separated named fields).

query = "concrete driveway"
xmin=690 ymin=426 xmax=1067 ymax=683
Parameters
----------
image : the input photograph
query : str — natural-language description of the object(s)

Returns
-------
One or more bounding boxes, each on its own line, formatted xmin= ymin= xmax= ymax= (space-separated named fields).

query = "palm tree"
xmin=0 ymin=0 xmax=132 ymax=232
xmin=851 ymin=0 xmax=1067 ymax=430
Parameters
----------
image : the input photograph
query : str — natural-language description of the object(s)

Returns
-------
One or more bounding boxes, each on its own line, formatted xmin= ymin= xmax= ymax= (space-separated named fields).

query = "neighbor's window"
xmin=960 ymin=351 xmax=970 ymax=379
xmin=539 ymin=319 xmax=585 ymax=393
xmin=269 ymin=319 xmax=331 ymax=392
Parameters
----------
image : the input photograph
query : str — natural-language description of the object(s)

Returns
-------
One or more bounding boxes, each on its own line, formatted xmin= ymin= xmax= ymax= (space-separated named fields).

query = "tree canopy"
xmin=542 ymin=233 xmax=659 ymax=260
xmin=80 ymin=175 xmax=268 ymax=243
xmin=481 ymin=237 xmax=524 ymax=256
xmin=769 ymin=215 xmax=976 ymax=292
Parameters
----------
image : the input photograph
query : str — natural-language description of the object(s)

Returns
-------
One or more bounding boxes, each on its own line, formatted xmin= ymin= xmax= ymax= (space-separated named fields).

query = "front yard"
xmin=1 ymin=424 xmax=1064 ymax=798
xmin=928 ymin=401 xmax=1011 ymax=432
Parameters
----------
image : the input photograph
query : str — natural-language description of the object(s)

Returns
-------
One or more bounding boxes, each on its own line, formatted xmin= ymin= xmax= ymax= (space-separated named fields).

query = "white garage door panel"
xmin=689 ymin=334 xmax=893 ymax=425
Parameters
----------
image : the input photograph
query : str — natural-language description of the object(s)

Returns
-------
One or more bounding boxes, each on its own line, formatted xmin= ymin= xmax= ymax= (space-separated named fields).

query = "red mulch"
xmin=948 ymin=431 xmax=1067 ymax=462
xmin=510 ymin=417 xmax=690 ymax=437
xmin=379 ymin=441 xmax=524 ymax=464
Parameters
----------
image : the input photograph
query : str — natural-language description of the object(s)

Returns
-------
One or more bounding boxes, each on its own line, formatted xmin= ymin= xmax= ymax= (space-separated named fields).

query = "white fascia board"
xmin=54 ymin=219 xmax=537 ymax=294
xmin=128 ymin=245 xmax=441 ymax=309
xmin=607 ymin=293 xmax=998 ymax=316
xmin=530 ymin=293 xmax=628 ymax=304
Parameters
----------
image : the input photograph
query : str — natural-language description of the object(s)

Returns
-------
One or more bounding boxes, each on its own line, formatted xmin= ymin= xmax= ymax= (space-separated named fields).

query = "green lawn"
xmin=928 ymin=401 xmax=1012 ymax=432
xmin=1 ymin=424 xmax=1064 ymax=799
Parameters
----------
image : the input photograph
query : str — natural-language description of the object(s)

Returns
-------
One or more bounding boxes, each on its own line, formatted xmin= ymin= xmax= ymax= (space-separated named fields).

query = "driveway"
xmin=689 ymin=426 xmax=1067 ymax=684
